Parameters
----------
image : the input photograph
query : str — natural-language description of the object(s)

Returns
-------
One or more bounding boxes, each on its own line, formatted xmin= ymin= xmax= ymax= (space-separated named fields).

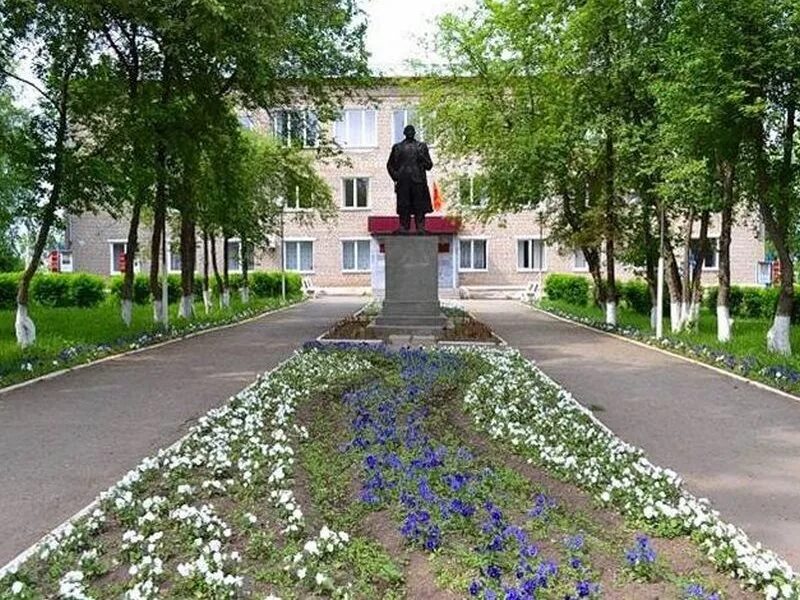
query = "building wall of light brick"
xmin=66 ymin=81 xmax=767 ymax=291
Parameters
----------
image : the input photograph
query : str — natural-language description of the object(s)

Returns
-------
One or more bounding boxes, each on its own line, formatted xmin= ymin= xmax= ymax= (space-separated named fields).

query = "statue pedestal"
xmin=372 ymin=234 xmax=447 ymax=336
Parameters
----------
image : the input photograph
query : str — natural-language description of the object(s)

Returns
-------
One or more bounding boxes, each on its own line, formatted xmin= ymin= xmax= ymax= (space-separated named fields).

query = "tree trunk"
xmin=662 ymin=232 xmax=684 ymax=332
xmin=717 ymin=162 xmax=735 ymax=342
xmin=149 ymin=144 xmax=167 ymax=323
xmin=584 ymin=247 xmax=606 ymax=306
xmin=604 ymin=130 xmax=617 ymax=325
xmin=209 ymin=232 xmax=224 ymax=305
xmin=178 ymin=208 xmax=195 ymax=320
xmin=121 ymin=196 xmax=143 ymax=326
xmin=202 ymin=230 xmax=211 ymax=313
xmin=642 ymin=199 xmax=659 ymax=330
xmin=687 ymin=210 xmax=710 ymax=329
xmin=16 ymin=78 xmax=71 ymax=347
xmin=221 ymin=235 xmax=230 ymax=308
xmin=240 ymin=235 xmax=250 ymax=304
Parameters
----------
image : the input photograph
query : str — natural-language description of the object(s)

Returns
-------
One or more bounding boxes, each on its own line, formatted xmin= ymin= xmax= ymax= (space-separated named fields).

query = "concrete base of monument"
xmin=371 ymin=234 xmax=448 ymax=337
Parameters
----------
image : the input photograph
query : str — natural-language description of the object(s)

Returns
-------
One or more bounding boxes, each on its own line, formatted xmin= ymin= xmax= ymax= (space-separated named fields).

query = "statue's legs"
xmin=414 ymin=213 xmax=426 ymax=234
xmin=399 ymin=211 xmax=412 ymax=232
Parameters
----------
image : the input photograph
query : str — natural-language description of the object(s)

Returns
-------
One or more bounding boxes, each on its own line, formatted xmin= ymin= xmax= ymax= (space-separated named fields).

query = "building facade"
xmin=65 ymin=81 xmax=768 ymax=294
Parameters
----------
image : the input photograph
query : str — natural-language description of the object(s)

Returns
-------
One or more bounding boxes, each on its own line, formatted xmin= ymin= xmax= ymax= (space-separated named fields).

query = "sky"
xmin=361 ymin=0 xmax=474 ymax=74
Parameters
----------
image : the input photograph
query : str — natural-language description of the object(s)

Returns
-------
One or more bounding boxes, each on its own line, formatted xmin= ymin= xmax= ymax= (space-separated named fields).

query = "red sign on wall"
xmin=48 ymin=250 xmax=60 ymax=272
xmin=772 ymin=260 xmax=782 ymax=285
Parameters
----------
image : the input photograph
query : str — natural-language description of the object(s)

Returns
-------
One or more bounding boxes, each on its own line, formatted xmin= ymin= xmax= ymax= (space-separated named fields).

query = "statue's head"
xmin=403 ymin=124 xmax=416 ymax=140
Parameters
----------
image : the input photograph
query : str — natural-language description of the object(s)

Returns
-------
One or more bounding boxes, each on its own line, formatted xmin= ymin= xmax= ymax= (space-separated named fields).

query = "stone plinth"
xmin=372 ymin=234 xmax=447 ymax=336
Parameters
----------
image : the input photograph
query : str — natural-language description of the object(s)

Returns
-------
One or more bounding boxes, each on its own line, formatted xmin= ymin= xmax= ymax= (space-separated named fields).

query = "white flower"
xmin=296 ymin=567 xmax=307 ymax=580
xmin=11 ymin=581 xmax=24 ymax=594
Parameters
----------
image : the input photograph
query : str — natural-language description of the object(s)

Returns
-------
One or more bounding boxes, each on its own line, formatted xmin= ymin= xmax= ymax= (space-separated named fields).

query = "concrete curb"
xmin=0 ymin=298 xmax=308 ymax=398
xmin=527 ymin=302 xmax=800 ymax=406
xmin=0 ymin=350 xmax=301 ymax=579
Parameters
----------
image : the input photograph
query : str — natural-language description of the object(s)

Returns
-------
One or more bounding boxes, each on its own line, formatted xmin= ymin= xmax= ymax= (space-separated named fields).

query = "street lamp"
xmin=656 ymin=202 xmax=665 ymax=339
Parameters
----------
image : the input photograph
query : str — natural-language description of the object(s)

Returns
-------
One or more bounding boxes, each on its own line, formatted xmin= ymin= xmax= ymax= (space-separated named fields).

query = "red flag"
xmin=432 ymin=181 xmax=443 ymax=212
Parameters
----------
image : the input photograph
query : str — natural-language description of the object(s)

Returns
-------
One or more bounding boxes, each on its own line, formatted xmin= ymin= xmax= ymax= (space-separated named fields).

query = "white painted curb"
xmin=527 ymin=302 xmax=800 ymax=406
xmin=0 ymin=298 xmax=309 ymax=397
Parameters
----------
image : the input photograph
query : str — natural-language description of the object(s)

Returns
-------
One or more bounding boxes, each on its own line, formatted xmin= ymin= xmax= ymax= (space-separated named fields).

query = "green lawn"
xmin=0 ymin=294 xmax=300 ymax=387
xmin=538 ymin=298 xmax=800 ymax=390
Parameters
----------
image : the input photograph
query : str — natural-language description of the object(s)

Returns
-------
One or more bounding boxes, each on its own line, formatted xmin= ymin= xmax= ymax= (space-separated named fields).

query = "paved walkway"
xmin=0 ymin=297 xmax=362 ymax=566
xmin=467 ymin=300 xmax=800 ymax=567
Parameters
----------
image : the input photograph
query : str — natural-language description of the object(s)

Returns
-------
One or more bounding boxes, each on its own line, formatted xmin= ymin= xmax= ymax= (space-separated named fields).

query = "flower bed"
xmin=0 ymin=346 xmax=368 ymax=599
xmin=462 ymin=347 xmax=798 ymax=599
xmin=534 ymin=302 xmax=800 ymax=395
xmin=1 ymin=343 xmax=793 ymax=599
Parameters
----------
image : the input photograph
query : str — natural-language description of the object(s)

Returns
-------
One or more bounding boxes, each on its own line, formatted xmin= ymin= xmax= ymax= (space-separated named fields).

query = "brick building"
xmin=65 ymin=79 xmax=768 ymax=295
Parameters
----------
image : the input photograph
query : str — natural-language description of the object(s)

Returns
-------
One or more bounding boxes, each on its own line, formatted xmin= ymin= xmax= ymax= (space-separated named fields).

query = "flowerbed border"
xmin=0 ymin=296 xmax=307 ymax=396
xmin=529 ymin=301 xmax=800 ymax=404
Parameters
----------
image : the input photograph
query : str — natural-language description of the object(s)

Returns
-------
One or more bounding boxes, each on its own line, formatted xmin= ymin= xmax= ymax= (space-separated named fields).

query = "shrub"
xmin=249 ymin=271 xmax=279 ymax=297
xmin=544 ymin=274 xmax=590 ymax=306
xmin=619 ymin=280 xmax=651 ymax=315
xmin=109 ymin=274 xmax=152 ymax=305
xmin=31 ymin=274 xmax=73 ymax=307
xmin=0 ymin=272 xmax=21 ymax=309
xmin=68 ymin=273 xmax=106 ymax=307
xmin=705 ymin=284 xmax=800 ymax=323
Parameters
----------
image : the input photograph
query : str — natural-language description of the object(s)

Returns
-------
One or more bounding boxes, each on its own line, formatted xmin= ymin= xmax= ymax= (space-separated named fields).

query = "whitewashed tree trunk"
xmin=152 ymin=299 xmax=165 ymax=324
xmin=202 ymin=289 xmax=211 ymax=314
xmin=670 ymin=302 xmax=682 ymax=332
xmin=717 ymin=305 xmax=733 ymax=342
xmin=221 ymin=287 xmax=230 ymax=308
xmin=767 ymin=315 xmax=792 ymax=355
xmin=179 ymin=295 xmax=193 ymax=319
xmin=15 ymin=304 xmax=36 ymax=348
xmin=605 ymin=301 xmax=617 ymax=326
xmin=121 ymin=299 xmax=133 ymax=327
xmin=239 ymin=286 xmax=250 ymax=304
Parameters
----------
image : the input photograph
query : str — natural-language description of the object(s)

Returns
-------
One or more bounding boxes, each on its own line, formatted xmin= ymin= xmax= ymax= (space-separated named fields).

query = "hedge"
xmin=28 ymin=273 xmax=107 ymax=308
xmin=544 ymin=274 xmax=590 ymax=306
xmin=705 ymin=285 xmax=800 ymax=323
xmin=0 ymin=272 xmax=21 ymax=309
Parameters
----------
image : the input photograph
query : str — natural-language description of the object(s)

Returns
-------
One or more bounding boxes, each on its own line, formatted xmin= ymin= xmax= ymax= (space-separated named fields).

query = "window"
xmin=60 ymin=251 xmax=73 ymax=273
xmin=226 ymin=239 xmax=241 ymax=272
xmin=342 ymin=239 xmax=371 ymax=272
xmin=334 ymin=109 xmax=377 ymax=147
xmin=284 ymin=240 xmax=314 ymax=272
xmin=517 ymin=238 xmax=546 ymax=271
xmin=109 ymin=241 xmax=127 ymax=274
xmin=343 ymin=177 xmax=369 ymax=208
xmin=169 ymin=240 xmax=181 ymax=272
xmin=392 ymin=108 xmax=430 ymax=144
xmin=273 ymin=109 xmax=318 ymax=147
xmin=573 ymin=249 xmax=588 ymax=271
xmin=689 ymin=237 xmax=719 ymax=269
xmin=459 ymin=238 xmax=487 ymax=271
xmin=457 ymin=175 xmax=488 ymax=206
xmin=285 ymin=185 xmax=312 ymax=211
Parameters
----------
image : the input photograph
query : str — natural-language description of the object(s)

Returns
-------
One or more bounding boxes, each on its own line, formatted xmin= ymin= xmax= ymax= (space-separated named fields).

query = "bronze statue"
xmin=386 ymin=125 xmax=433 ymax=234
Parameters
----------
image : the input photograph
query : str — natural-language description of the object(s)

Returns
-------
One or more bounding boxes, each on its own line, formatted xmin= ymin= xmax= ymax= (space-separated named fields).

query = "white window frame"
xmin=272 ymin=108 xmax=319 ymax=148
xmin=284 ymin=185 xmax=313 ymax=212
xmin=516 ymin=236 xmax=548 ymax=272
xmin=341 ymin=238 xmax=372 ymax=273
xmin=167 ymin=239 xmax=182 ymax=273
xmin=572 ymin=248 xmax=589 ymax=272
xmin=457 ymin=174 xmax=488 ymax=207
xmin=391 ymin=107 xmax=430 ymax=145
xmin=283 ymin=238 xmax=315 ymax=274
xmin=458 ymin=237 xmax=489 ymax=272
xmin=108 ymin=239 xmax=127 ymax=275
xmin=690 ymin=236 xmax=720 ymax=271
xmin=342 ymin=177 xmax=370 ymax=210
xmin=334 ymin=109 xmax=377 ymax=148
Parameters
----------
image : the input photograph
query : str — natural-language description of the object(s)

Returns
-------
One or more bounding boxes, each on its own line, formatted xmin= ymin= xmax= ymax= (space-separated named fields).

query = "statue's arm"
xmin=420 ymin=143 xmax=433 ymax=171
xmin=387 ymin=145 xmax=399 ymax=181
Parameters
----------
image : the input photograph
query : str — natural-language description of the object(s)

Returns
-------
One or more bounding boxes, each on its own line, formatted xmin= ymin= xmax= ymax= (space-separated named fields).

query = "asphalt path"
xmin=468 ymin=300 xmax=800 ymax=568
xmin=0 ymin=296 xmax=362 ymax=566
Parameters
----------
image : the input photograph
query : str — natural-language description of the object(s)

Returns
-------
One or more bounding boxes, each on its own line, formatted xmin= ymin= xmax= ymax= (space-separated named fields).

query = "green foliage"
xmin=0 ymin=272 xmax=20 ymax=309
xmin=249 ymin=271 xmax=302 ymax=298
xmin=109 ymin=274 xmax=151 ymax=305
xmin=544 ymin=274 xmax=590 ymax=306
xmin=30 ymin=273 xmax=106 ymax=308
xmin=619 ymin=281 xmax=652 ymax=315
xmin=705 ymin=286 xmax=800 ymax=323
xmin=68 ymin=273 xmax=106 ymax=308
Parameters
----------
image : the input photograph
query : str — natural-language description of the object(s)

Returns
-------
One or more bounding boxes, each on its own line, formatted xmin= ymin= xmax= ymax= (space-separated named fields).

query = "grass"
xmin=539 ymin=297 xmax=800 ymax=389
xmin=0 ymin=293 xmax=302 ymax=387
